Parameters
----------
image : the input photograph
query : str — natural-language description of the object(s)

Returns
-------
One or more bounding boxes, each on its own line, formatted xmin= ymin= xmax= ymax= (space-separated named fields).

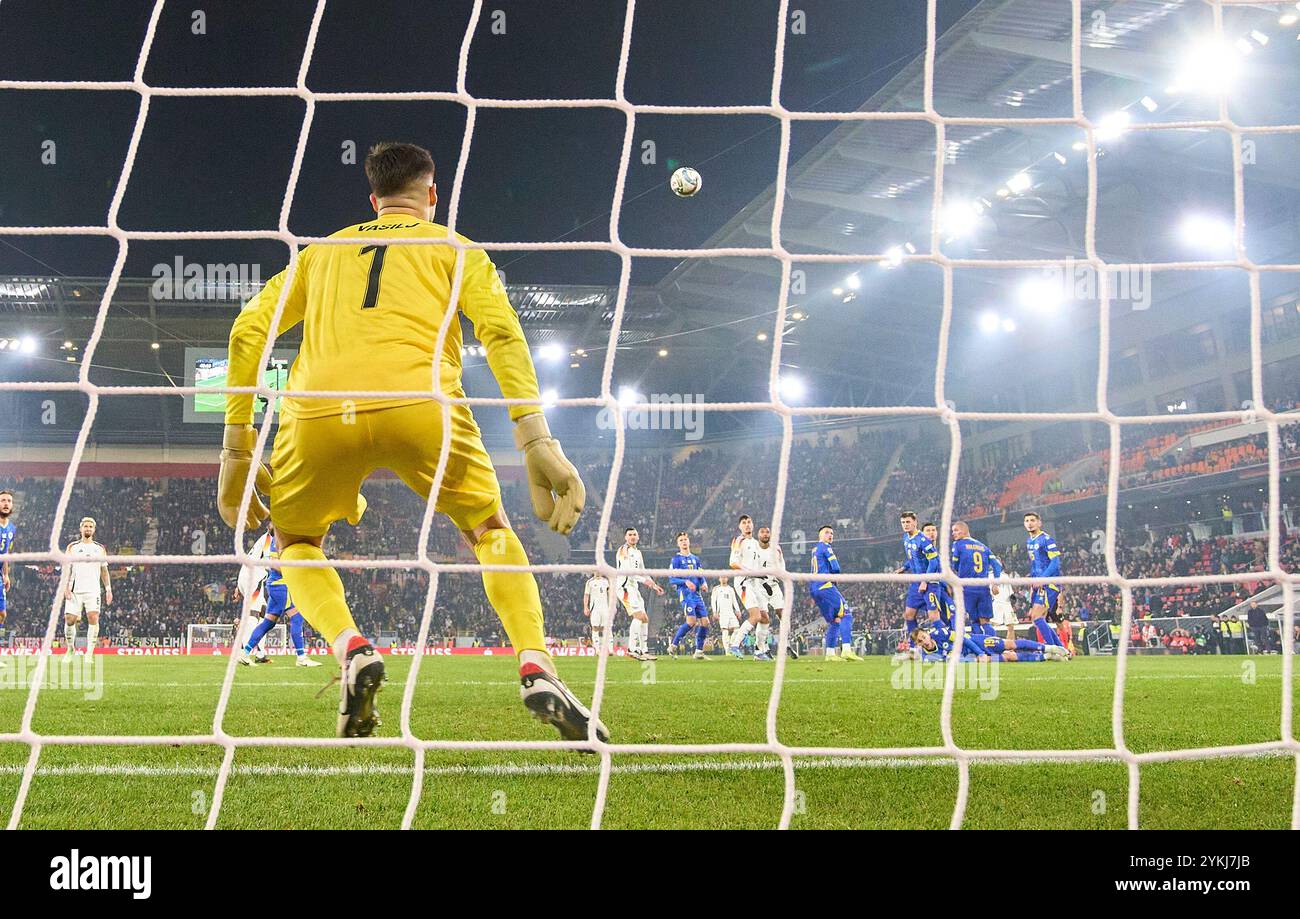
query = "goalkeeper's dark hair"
xmin=738 ymin=514 xmax=751 ymax=523
xmin=0 ymin=489 xmax=11 ymax=498
xmin=365 ymin=142 xmax=435 ymax=197
xmin=899 ymin=510 xmax=917 ymax=521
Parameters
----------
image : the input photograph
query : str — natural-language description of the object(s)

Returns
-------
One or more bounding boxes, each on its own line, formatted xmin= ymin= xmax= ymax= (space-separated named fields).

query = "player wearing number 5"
xmin=218 ymin=142 xmax=598 ymax=741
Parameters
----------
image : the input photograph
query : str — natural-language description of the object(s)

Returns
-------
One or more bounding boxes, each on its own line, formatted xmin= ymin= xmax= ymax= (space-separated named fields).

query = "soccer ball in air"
xmin=670 ymin=166 xmax=702 ymax=198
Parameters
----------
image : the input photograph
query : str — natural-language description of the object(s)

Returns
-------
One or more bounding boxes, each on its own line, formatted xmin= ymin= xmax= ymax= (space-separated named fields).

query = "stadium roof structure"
xmin=1 ymin=0 xmax=1297 ymax=447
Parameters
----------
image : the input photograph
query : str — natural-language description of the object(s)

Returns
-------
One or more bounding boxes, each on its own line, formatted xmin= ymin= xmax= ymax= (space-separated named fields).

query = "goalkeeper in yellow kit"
xmin=218 ymin=142 xmax=602 ymax=741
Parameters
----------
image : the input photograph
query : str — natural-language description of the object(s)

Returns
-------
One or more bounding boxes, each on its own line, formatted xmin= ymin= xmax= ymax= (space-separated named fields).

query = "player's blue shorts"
xmin=1030 ymin=584 xmax=1061 ymax=613
xmin=962 ymin=588 xmax=994 ymax=623
xmin=266 ymin=581 xmax=295 ymax=618
xmin=811 ymin=585 xmax=848 ymax=623
xmin=0 ymin=581 xmax=6 ymax=613
xmin=679 ymin=591 xmax=706 ymax=619
xmin=905 ymin=583 xmax=927 ymax=610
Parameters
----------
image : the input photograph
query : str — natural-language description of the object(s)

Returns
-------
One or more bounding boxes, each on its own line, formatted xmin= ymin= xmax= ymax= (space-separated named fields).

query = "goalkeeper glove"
xmin=514 ymin=412 xmax=585 ymax=535
xmin=217 ymin=424 xmax=273 ymax=530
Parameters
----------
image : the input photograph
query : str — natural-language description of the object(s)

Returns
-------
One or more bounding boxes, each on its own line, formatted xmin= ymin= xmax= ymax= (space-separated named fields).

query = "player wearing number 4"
xmin=63 ymin=517 xmax=111 ymax=654
xmin=219 ymin=142 xmax=600 ymax=741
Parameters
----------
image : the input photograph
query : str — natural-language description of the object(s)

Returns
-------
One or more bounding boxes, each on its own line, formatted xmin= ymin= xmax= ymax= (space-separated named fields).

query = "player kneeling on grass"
xmin=63 ymin=517 xmax=111 ymax=654
xmin=218 ymin=141 xmax=599 ymax=742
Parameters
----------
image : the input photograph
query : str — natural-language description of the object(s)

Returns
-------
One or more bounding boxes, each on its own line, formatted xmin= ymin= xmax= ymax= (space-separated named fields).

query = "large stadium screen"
xmin=184 ymin=347 xmax=295 ymax=423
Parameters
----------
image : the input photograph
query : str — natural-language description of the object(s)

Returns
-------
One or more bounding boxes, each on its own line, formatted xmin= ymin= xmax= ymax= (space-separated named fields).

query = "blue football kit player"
xmin=669 ymin=532 xmax=711 ymax=659
xmin=810 ymin=525 xmax=860 ymax=661
xmin=922 ymin=522 xmax=955 ymax=625
xmin=898 ymin=511 xmax=939 ymax=643
xmin=1023 ymin=512 xmax=1066 ymax=649
xmin=913 ymin=620 xmax=1063 ymax=663
xmin=950 ymin=521 xmax=1003 ymax=636
xmin=0 ymin=489 xmax=14 ymax=630
xmin=240 ymin=531 xmax=321 ymax=667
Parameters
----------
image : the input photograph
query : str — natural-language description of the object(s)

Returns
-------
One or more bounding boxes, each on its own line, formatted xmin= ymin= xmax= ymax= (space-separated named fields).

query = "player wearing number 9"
xmin=218 ymin=141 xmax=604 ymax=743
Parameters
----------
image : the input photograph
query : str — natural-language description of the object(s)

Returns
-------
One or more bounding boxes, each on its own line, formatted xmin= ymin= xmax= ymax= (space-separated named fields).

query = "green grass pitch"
xmin=0 ymin=653 xmax=1291 ymax=829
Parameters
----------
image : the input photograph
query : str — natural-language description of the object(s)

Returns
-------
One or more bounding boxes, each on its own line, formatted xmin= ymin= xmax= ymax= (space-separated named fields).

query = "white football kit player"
xmin=729 ymin=535 xmax=766 ymax=609
xmin=991 ymin=574 xmax=1018 ymax=629
xmin=584 ymin=574 xmax=615 ymax=629
xmin=64 ymin=540 xmax=107 ymax=617
xmin=757 ymin=543 xmax=786 ymax=610
xmin=711 ymin=582 xmax=742 ymax=630
xmin=616 ymin=544 xmax=648 ymax=615
xmin=238 ymin=531 xmax=273 ymax=614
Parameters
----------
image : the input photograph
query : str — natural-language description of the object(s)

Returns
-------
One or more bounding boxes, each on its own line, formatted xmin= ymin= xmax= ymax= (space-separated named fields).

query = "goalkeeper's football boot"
xmin=296 ymin=656 xmax=323 ymax=668
xmin=337 ymin=641 xmax=385 ymax=738
xmin=693 ymin=649 xmax=709 ymax=660
xmin=519 ymin=662 xmax=609 ymax=744
xmin=840 ymin=648 xmax=863 ymax=662
xmin=237 ymin=649 xmax=260 ymax=667
xmin=825 ymin=652 xmax=846 ymax=663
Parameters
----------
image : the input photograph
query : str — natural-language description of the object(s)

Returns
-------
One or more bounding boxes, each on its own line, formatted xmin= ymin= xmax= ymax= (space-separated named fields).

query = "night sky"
xmin=0 ymin=0 xmax=981 ymax=285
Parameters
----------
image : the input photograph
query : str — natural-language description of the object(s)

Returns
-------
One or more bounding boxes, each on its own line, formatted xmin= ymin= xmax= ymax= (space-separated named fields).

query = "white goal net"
xmin=0 ymin=0 xmax=1295 ymax=832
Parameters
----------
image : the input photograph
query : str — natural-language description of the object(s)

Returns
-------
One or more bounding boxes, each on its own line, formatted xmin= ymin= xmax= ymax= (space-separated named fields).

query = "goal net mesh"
xmin=0 ymin=0 xmax=1296 ymax=830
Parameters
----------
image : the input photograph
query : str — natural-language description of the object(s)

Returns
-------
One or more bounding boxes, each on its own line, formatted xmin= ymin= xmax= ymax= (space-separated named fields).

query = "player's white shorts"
xmin=717 ymin=609 xmax=741 ymax=630
xmin=618 ymin=583 xmax=646 ymax=616
xmin=64 ymin=590 xmax=101 ymax=618
xmin=738 ymin=578 xmax=767 ymax=610
xmin=991 ymin=598 xmax=1017 ymax=628
xmin=590 ymin=602 xmax=616 ymax=629
xmin=761 ymin=579 xmax=785 ymax=611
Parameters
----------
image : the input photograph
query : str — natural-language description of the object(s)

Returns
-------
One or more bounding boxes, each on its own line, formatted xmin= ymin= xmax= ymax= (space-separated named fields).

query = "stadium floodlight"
xmin=846 ymin=272 xmax=861 ymax=289
xmin=978 ymin=310 xmax=1000 ymax=333
xmin=831 ymin=286 xmax=844 ymax=296
xmin=1180 ymin=214 xmax=1235 ymax=251
xmin=882 ymin=246 xmax=904 ymax=268
xmin=540 ymin=388 xmax=559 ymax=408
xmin=19 ymin=337 xmax=36 ymax=354
xmin=1019 ymin=276 xmax=1065 ymax=310
xmin=1170 ymin=39 xmax=1243 ymax=95
xmin=1140 ymin=96 xmax=1159 ymax=112
xmin=1001 ymin=317 xmax=1017 ymax=333
xmin=617 ymin=385 xmax=642 ymax=407
xmin=1095 ymin=110 xmax=1131 ymax=141
xmin=536 ymin=342 xmax=565 ymax=362
xmin=1281 ymin=12 xmax=1298 ymax=27
xmin=941 ymin=200 xmax=981 ymax=237
xmin=756 ymin=332 xmax=768 ymax=342
xmin=1251 ymin=30 xmax=1268 ymax=46
xmin=657 ymin=348 xmax=669 ymax=357
xmin=777 ymin=374 xmax=806 ymax=401
xmin=150 ymin=342 xmax=161 ymax=350
xmin=1006 ymin=172 xmax=1033 ymax=194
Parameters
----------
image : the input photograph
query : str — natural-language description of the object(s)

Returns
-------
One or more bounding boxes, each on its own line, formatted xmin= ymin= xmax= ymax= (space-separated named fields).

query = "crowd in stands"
xmin=0 ymin=408 xmax=1294 ymax=648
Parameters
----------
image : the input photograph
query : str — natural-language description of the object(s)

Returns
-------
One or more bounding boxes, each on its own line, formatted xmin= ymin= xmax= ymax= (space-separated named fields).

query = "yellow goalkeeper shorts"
xmin=268 ymin=400 xmax=502 ymax=536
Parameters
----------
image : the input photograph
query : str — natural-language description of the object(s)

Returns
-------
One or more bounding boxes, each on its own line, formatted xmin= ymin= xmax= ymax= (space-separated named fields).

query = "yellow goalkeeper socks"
xmin=474 ymin=527 xmax=548 ymax=660
xmin=277 ymin=542 xmax=358 ymax=647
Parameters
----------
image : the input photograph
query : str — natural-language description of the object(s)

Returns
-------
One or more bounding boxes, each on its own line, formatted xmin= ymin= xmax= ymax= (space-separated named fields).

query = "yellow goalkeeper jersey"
xmin=225 ymin=214 xmax=541 ymax=424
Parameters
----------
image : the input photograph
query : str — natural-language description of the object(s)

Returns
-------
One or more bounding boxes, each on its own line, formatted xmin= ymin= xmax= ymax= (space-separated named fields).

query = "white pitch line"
xmin=0 ymin=749 xmax=1291 ymax=780
xmin=82 ymin=672 xmax=1285 ymax=689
